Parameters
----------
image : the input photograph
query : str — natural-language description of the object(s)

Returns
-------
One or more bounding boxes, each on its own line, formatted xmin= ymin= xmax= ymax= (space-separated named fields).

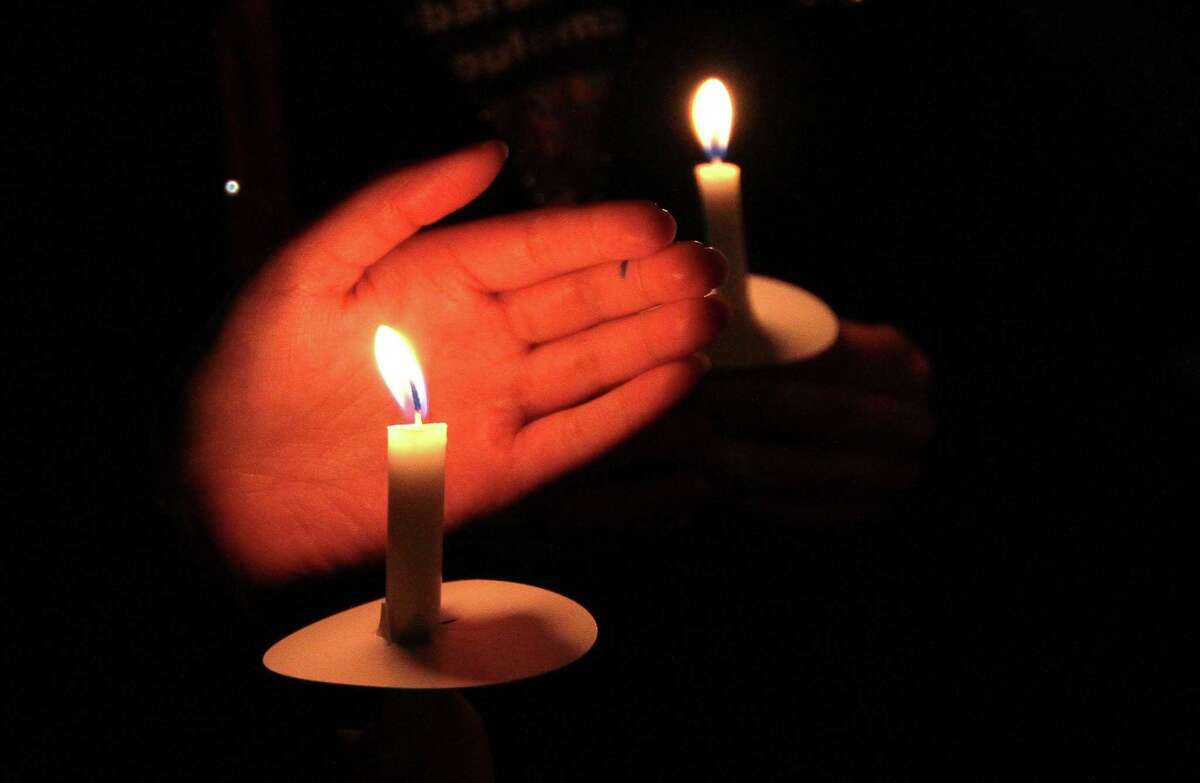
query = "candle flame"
xmin=691 ymin=77 xmax=733 ymax=160
xmin=374 ymin=325 xmax=429 ymax=422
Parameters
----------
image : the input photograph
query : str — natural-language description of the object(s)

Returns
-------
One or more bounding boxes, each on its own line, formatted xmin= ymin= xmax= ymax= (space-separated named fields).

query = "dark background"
xmin=13 ymin=2 xmax=1198 ymax=778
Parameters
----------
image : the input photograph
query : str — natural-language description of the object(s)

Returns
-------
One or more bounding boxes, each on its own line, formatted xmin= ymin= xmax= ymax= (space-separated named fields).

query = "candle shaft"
xmin=694 ymin=160 xmax=750 ymax=312
xmin=695 ymin=160 xmax=776 ymax=365
xmin=383 ymin=422 xmax=446 ymax=644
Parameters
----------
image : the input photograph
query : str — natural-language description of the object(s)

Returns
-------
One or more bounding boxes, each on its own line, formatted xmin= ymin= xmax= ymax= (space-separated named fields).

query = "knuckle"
xmin=570 ymin=338 xmax=608 ymax=381
xmin=501 ymin=294 xmax=540 ymax=343
xmin=567 ymin=272 xmax=601 ymax=324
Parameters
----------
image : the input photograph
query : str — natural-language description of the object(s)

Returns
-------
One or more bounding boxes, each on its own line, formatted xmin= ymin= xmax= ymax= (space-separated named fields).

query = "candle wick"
xmin=409 ymin=380 xmax=424 ymax=423
xmin=706 ymin=134 xmax=726 ymax=162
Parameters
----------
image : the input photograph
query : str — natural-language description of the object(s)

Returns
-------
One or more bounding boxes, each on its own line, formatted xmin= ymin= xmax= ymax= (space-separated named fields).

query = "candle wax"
xmin=695 ymin=160 xmax=774 ymax=364
xmin=382 ymin=421 xmax=446 ymax=644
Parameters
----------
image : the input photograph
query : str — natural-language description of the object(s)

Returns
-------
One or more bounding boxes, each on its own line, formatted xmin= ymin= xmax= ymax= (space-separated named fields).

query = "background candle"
xmin=375 ymin=325 xmax=445 ymax=645
xmin=692 ymin=78 xmax=748 ymax=310
xmin=692 ymin=77 xmax=771 ymax=364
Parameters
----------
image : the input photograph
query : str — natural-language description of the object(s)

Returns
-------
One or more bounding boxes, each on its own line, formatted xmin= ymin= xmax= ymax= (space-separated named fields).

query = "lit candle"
xmin=691 ymin=77 xmax=770 ymax=363
xmin=374 ymin=325 xmax=446 ymax=645
xmin=692 ymin=78 xmax=751 ymax=319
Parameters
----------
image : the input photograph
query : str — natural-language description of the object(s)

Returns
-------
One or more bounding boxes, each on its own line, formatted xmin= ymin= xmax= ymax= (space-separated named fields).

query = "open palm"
xmin=187 ymin=142 xmax=726 ymax=580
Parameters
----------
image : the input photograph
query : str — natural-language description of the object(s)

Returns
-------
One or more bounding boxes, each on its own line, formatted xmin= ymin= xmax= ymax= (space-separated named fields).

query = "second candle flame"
xmin=375 ymin=325 xmax=429 ymax=423
xmin=691 ymin=77 xmax=733 ymax=161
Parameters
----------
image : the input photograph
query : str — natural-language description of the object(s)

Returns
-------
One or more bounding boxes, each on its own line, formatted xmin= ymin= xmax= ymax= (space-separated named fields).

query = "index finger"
xmin=276 ymin=141 xmax=507 ymax=293
xmin=414 ymin=201 xmax=677 ymax=292
xmin=699 ymin=377 xmax=935 ymax=450
xmin=780 ymin=322 xmax=932 ymax=401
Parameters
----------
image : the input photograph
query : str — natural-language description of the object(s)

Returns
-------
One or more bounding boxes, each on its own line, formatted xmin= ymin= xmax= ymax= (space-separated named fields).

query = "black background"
xmin=12 ymin=2 xmax=1198 ymax=778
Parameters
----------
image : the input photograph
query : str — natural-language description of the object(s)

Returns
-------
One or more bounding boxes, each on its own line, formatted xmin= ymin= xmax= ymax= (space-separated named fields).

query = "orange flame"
xmin=374 ymin=325 xmax=428 ymax=423
xmin=691 ymin=77 xmax=733 ymax=160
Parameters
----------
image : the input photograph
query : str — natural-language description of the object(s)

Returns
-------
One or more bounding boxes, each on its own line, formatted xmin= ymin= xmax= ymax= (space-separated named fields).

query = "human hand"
xmin=186 ymin=142 xmax=726 ymax=580
xmin=696 ymin=320 xmax=934 ymax=523
xmin=532 ymin=320 xmax=933 ymax=533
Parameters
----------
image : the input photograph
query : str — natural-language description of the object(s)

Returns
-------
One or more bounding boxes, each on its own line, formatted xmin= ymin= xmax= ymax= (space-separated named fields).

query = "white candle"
xmin=375 ymin=325 xmax=445 ymax=645
xmin=692 ymin=78 xmax=749 ymax=311
xmin=691 ymin=78 xmax=769 ymax=363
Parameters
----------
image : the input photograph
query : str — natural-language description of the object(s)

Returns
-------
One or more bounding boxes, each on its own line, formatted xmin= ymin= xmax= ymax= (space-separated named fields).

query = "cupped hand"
xmin=530 ymin=320 xmax=934 ymax=534
xmin=697 ymin=320 xmax=934 ymax=523
xmin=186 ymin=142 xmax=727 ymax=580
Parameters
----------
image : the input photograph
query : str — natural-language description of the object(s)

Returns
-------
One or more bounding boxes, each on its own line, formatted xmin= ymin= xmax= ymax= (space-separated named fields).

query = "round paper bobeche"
xmin=263 ymin=579 xmax=598 ymax=689
xmin=711 ymin=274 xmax=839 ymax=367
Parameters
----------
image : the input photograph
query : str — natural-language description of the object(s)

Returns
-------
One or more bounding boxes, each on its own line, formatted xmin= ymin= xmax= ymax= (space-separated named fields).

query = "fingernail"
xmin=694 ymin=352 xmax=713 ymax=373
xmin=650 ymin=207 xmax=677 ymax=241
xmin=702 ymin=245 xmax=729 ymax=285
xmin=496 ymin=140 xmax=510 ymax=160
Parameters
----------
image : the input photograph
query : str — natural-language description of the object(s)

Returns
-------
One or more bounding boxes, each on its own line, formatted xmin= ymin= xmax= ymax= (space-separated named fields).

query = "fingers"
xmin=510 ymin=356 xmax=711 ymax=495
xmin=536 ymin=469 xmax=714 ymax=537
xmin=276 ymin=141 xmax=508 ymax=293
xmin=700 ymin=375 xmax=935 ymax=450
xmin=518 ymin=297 xmax=728 ymax=419
xmin=414 ymin=201 xmax=677 ymax=292
xmin=795 ymin=321 xmax=932 ymax=400
xmin=841 ymin=321 xmax=932 ymax=392
xmin=702 ymin=441 xmax=924 ymax=497
xmin=499 ymin=242 xmax=726 ymax=344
